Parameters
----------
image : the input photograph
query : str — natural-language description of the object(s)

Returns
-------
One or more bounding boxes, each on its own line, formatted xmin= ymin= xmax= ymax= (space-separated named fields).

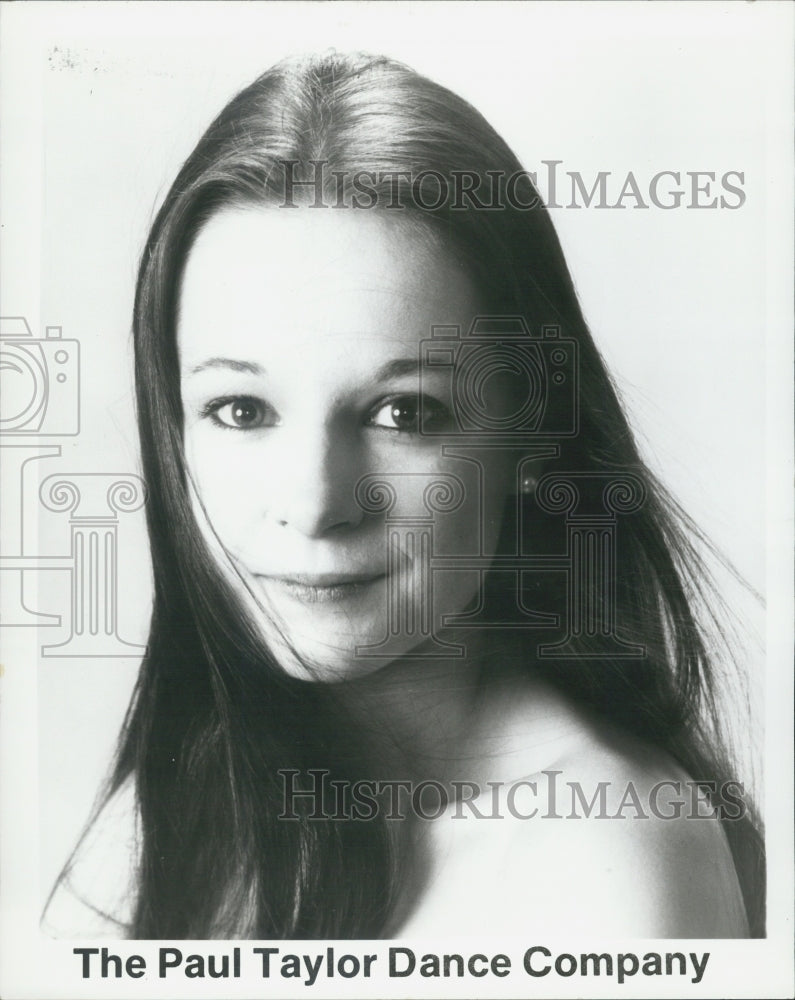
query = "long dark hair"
xmin=108 ymin=52 xmax=763 ymax=937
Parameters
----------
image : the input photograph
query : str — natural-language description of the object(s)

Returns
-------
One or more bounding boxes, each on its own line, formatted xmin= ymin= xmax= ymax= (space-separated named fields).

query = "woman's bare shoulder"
xmin=505 ymin=719 xmax=750 ymax=937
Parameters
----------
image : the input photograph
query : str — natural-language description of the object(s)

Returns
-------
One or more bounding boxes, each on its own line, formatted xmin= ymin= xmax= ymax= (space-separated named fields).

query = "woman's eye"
xmin=371 ymin=397 xmax=420 ymax=432
xmin=368 ymin=395 xmax=451 ymax=433
xmin=203 ymin=396 xmax=277 ymax=430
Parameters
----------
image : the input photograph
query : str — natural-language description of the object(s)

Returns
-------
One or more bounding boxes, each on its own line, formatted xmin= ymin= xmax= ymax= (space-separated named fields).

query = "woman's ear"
xmin=518 ymin=454 xmax=554 ymax=498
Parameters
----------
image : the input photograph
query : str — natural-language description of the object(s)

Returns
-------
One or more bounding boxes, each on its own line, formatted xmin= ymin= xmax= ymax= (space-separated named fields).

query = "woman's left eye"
xmin=368 ymin=395 xmax=451 ymax=433
xmin=202 ymin=396 xmax=278 ymax=430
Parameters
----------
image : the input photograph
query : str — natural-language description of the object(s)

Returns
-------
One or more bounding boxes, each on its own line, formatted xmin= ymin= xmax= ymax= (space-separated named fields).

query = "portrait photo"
xmin=0 ymin=2 xmax=792 ymax=998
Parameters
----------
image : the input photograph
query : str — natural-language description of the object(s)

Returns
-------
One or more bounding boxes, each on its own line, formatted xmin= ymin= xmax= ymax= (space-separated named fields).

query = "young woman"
xmin=44 ymin=52 xmax=764 ymax=940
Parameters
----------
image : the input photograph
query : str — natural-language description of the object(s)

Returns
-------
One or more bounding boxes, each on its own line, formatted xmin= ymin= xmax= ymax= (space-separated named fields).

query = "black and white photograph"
xmin=1 ymin=2 xmax=792 ymax=997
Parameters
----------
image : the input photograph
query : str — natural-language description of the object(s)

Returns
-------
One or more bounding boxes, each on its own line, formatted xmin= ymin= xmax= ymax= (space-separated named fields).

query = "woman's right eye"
xmin=202 ymin=396 xmax=278 ymax=430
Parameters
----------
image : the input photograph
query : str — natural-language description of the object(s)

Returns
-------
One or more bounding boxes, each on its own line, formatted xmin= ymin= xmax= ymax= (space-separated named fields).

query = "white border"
xmin=1 ymin=2 xmax=792 ymax=997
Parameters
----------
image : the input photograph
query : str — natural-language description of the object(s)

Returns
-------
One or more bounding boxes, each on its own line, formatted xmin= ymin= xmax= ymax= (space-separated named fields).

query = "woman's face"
xmin=179 ymin=207 xmax=514 ymax=680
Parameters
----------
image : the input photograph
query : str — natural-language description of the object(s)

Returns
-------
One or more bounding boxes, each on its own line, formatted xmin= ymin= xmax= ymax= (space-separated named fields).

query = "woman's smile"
xmin=255 ymin=571 xmax=388 ymax=605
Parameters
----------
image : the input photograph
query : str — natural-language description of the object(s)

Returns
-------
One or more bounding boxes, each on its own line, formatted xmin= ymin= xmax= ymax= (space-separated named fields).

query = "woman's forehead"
xmin=177 ymin=206 xmax=480 ymax=372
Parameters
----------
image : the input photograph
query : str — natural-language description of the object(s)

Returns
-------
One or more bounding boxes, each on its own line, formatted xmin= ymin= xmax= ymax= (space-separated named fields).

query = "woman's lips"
xmin=255 ymin=573 xmax=387 ymax=604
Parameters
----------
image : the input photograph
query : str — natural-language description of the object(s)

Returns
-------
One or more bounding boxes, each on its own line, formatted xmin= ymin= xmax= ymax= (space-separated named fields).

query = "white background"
xmin=1 ymin=2 xmax=792 ymax=998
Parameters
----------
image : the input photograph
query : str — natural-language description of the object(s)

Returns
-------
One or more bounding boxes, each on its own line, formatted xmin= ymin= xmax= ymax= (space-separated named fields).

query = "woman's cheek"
xmin=187 ymin=435 xmax=262 ymax=551
xmin=433 ymin=458 xmax=508 ymax=559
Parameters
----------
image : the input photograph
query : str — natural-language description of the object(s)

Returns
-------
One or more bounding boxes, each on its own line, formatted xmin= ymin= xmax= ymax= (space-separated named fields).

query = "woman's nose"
xmin=266 ymin=422 xmax=365 ymax=538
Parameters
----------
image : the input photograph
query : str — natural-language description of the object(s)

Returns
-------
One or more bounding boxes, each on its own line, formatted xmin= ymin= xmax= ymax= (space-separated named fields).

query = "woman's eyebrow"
xmin=373 ymin=359 xmax=420 ymax=382
xmin=186 ymin=357 xmax=265 ymax=377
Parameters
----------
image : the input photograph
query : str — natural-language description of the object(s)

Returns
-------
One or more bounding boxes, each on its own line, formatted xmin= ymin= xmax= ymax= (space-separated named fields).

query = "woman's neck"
xmin=342 ymin=630 xmax=588 ymax=790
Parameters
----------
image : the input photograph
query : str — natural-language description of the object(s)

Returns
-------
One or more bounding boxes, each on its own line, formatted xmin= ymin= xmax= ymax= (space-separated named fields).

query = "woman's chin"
xmin=263 ymin=628 xmax=435 ymax=684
